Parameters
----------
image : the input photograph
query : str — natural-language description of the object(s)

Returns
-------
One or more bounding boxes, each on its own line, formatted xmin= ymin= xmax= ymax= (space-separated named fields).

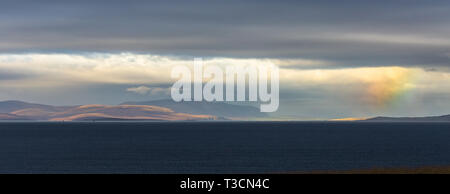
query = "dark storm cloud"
xmin=1 ymin=0 xmax=450 ymax=68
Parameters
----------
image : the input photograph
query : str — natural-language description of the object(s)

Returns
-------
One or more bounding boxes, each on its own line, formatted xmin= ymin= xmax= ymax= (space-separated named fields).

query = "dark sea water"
xmin=0 ymin=122 xmax=449 ymax=173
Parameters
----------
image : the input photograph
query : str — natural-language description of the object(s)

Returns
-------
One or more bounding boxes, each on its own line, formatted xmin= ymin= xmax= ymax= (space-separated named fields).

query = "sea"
xmin=0 ymin=122 xmax=449 ymax=173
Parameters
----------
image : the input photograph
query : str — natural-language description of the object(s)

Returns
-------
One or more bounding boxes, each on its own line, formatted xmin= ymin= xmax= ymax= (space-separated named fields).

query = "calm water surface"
xmin=0 ymin=122 xmax=449 ymax=173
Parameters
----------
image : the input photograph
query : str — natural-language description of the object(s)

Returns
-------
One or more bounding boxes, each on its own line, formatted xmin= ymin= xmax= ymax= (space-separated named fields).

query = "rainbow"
xmin=363 ymin=67 xmax=418 ymax=107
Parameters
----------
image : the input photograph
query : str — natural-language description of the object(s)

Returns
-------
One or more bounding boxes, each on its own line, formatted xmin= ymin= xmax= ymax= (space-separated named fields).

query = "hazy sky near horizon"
xmin=1 ymin=0 xmax=450 ymax=119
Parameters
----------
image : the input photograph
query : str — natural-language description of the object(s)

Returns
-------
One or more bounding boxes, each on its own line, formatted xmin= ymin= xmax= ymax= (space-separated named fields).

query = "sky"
xmin=1 ymin=0 xmax=450 ymax=119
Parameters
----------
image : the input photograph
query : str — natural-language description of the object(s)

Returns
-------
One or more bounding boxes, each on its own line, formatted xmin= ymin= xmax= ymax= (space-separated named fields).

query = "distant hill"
xmin=48 ymin=104 xmax=217 ymax=121
xmin=0 ymin=100 xmax=72 ymax=113
xmin=364 ymin=115 xmax=450 ymax=122
xmin=0 ymin=100 xmax=218 ymax=121
xmin=0 ymin=113 xmax=30 ymax=120
xmin=121 ymin=99 xmax=268 ymax=118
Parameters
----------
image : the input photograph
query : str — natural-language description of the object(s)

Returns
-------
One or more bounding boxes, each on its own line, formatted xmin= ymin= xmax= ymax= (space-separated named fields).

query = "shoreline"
xmin=285 ymin=166 xmax=450 ymax=174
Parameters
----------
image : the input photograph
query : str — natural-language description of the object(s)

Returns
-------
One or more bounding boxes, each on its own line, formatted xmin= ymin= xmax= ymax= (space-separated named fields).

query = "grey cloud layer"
xmin=1 ymin=0 xmax=450 ymax=68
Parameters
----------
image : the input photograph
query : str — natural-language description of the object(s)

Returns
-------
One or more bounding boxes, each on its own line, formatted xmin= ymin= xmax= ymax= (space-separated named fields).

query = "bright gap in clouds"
xmin=0 ymin=53 xmax=449 ymax=119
